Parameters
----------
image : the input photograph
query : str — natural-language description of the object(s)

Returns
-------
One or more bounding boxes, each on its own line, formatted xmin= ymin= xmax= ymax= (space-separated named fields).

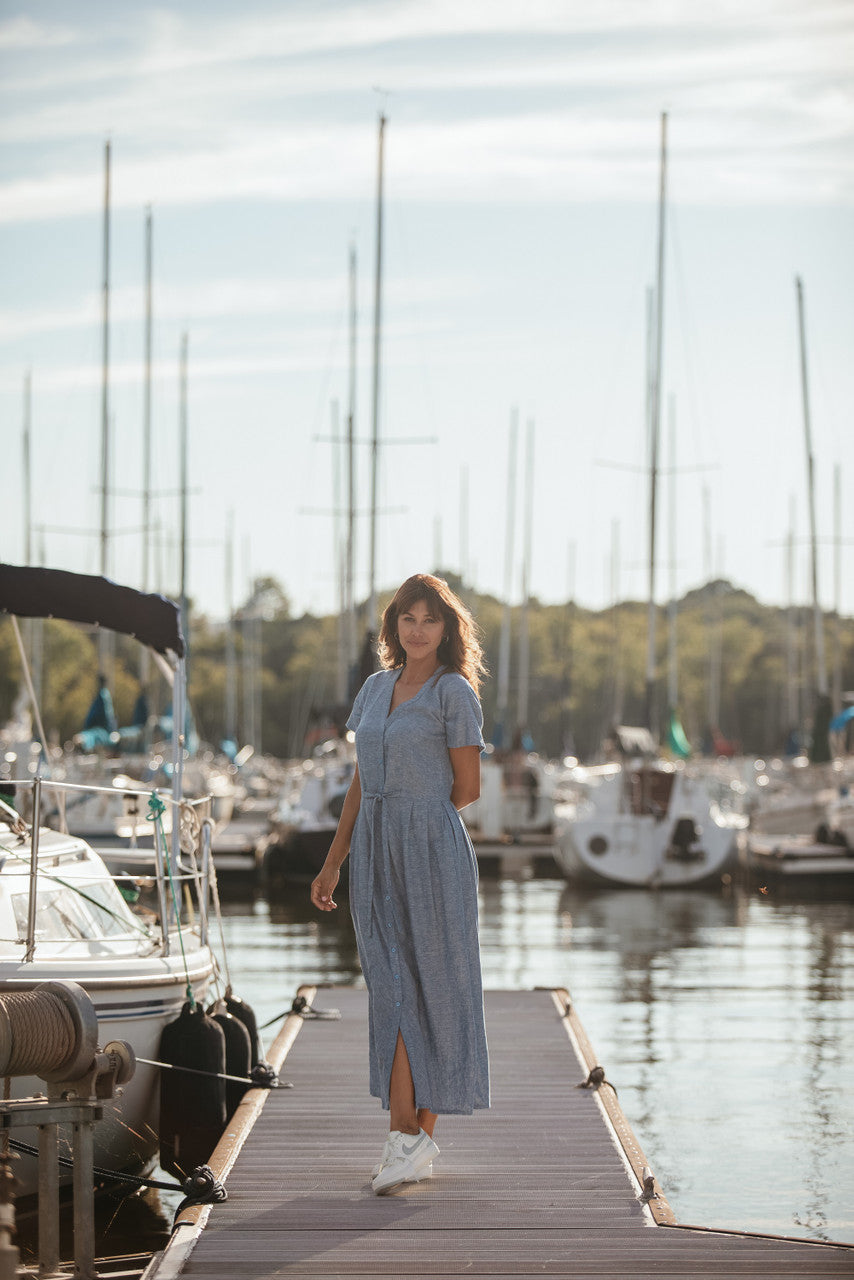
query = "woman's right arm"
xmin=310 ymin=764 xmax=362 ymax=912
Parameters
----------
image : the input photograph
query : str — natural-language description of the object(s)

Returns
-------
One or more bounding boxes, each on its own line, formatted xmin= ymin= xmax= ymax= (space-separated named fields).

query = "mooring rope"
xmin=135 ymin=1056 xmax=284 ymax=1089
xmin=257 ymin=993 xmax=342 ymax=1031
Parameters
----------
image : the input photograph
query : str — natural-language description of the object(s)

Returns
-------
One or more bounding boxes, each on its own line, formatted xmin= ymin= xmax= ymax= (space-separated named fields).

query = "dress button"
xmin=391 ymin=947 xmax=396 ymax=953
xmin=395 ymin=1001 xmax=400 ymax=1007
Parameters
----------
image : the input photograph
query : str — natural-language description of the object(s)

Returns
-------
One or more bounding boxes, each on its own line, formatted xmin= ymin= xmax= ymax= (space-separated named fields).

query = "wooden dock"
xmin=146 ymin=986 xmax=854 ymax=1279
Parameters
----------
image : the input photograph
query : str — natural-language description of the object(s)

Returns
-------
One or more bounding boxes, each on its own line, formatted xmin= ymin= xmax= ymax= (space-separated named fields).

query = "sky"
xmin=1 ymin=0 xmax=853 ymax=630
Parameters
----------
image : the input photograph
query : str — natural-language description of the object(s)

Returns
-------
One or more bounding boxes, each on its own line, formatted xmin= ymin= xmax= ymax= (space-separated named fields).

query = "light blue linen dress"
xmin=346 ymin=667 xmax=490 ymax=1115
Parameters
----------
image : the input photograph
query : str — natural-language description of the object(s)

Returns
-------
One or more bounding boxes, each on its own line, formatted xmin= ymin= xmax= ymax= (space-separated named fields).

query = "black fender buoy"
xmin=208 ymin=1000 xmax=252 ymax=1119
xmin=159 ymin=1002 xmax=226 ymax=1178
xmin=223 ymin=991 xmax=261 ymax=1067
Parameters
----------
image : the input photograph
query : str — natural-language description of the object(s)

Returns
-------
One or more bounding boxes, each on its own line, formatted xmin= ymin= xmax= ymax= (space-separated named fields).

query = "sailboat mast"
xmin=179 ymin=332 xmax=189 ymax=634
xmin=331 ymin=398 xmax=347 ymax=704
xmin=368 ymin=114 xmax=386 ymax=627
xmin=667 ymin=395 xmax=677 ymax=710
xmin=225 ymin=510 xmax=237 ymax=745
xmin=23 ymin=371 xmax=32 ymax=566
xmin=495 ymin=409 xmax=518 ymax=741
xmin=100 ymin=140 xmax=111 ymax=582
xmin=139 ymin=207 xmax=154 ymax=687
xmin=517 ymin=419 xmax=535 ymax=735
xmin=346 ymin=241 xmax=357 ymax=687
xmin=644 ymin=112 xmax=667 ymax=733
xmin=833 ymin=463 xmax=842 ymax=710
xmin=784 ymin=497 xmax=798 ymax=733
xmin=142 ymin=206 xmax=153 ymax=592
xmin=703 ymin=486 xmax=723 ymax=735
xmin=610 ymin=519 xmax=623 ymax=724
xmin=795 ymin=276 xmax=828 ymax=697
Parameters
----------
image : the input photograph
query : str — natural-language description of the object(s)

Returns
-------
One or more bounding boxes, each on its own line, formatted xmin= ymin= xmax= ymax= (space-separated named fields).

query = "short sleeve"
xmin=441 ymin=675 xmax=485 ymax=751
xmin=346 ymin=679 xmax=370 ymax=732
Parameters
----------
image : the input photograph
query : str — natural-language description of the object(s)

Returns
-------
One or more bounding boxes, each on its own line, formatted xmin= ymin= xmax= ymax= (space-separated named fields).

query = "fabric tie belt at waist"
xmin=359 ymin=790 xmax=448 ymax=936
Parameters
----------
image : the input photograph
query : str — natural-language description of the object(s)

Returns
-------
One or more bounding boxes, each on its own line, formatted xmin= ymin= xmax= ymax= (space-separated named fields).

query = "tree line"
xmin=1 ymin=571 xmax=852 ymax=763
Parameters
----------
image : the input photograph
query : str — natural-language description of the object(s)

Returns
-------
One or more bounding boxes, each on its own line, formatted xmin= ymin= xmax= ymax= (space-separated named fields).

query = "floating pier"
xmin=145 ymin=986 xmax=854 ymax=1279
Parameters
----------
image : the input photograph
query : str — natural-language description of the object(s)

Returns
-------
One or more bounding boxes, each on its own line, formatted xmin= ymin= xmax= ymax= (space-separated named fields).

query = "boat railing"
xmin=3 ymin=776 xmax=214 ymax=962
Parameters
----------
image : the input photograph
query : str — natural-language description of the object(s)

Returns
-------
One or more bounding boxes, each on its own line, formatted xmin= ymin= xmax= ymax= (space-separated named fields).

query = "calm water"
xmin=216 ymin=872 xmax=854 ymax=1245
xmin=36 ymin=869 xmax=851 ymax=1262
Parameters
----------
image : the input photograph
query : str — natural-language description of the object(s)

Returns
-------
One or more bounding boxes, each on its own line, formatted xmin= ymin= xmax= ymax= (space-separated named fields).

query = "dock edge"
xmin=549 ymin=985 xmax=677 ymax=1226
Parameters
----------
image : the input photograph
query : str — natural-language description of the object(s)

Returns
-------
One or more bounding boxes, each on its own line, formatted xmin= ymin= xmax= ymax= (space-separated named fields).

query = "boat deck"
xmin=146 ymin=986 xmax=854 ymax=1280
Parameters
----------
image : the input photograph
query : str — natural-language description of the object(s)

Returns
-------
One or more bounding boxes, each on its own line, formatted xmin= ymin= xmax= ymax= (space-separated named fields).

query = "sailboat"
xmin=743 ymin=279 xmax=854 ymax=885
xmin=553 ymin=115 xmax=744 ymax=889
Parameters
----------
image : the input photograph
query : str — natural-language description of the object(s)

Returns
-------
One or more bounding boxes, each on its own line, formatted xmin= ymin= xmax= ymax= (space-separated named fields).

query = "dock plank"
xmin=153 ymin=988 xmax=853 ymax=1280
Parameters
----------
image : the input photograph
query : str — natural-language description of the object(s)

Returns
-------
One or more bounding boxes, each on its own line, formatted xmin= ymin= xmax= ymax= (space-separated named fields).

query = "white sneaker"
xmin=371 ymin=1129 xmax=439 ymax=1194
xmin=371 ymin=1131 xmax=437 ymax=1178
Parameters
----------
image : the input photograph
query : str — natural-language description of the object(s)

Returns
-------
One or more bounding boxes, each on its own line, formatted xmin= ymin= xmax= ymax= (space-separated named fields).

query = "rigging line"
xmin=9 ymin=615 xmax=50 ymax=770
xmin=206 ymin=853 xmax=232 ymax=994
xmin=148 ymin=793 xmax=196 ymax=1006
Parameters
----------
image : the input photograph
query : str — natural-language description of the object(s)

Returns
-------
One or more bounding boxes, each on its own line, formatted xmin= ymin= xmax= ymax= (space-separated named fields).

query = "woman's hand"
xmin=311 ymin=862 xmax=340 ymax=911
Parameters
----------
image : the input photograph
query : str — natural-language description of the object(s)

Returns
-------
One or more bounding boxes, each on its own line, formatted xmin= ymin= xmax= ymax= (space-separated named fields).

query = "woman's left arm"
xmin=449 ymin=745 xmax=481 ymax=810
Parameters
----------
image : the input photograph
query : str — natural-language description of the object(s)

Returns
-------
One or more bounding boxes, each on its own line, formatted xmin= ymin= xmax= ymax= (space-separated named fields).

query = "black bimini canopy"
xmin=0 ymin=564 xmax=185 ymax=658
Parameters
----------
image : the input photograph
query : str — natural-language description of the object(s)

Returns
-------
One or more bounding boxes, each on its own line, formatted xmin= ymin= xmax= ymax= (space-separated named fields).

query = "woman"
xmin=310 ymin=573 xmax=490 ymax=1194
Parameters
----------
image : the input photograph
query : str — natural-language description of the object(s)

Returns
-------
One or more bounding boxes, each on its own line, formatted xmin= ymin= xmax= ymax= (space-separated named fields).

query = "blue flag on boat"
xmin=829 ymin=705 xmax=854 ymax=732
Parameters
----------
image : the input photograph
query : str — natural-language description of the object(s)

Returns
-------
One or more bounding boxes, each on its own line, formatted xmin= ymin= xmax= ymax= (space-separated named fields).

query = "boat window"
xmin=12 ymin=887 xmax=91 ymax=941
xmin=73 ymin=879 xmax=139 ymax=936
xmin=11 ymin=879 xmax=137 ymax=942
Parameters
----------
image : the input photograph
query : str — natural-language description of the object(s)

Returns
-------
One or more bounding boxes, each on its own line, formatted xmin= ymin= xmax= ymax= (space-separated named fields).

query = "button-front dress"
xmin=346 ymin=667 xmax=490 ymax=1115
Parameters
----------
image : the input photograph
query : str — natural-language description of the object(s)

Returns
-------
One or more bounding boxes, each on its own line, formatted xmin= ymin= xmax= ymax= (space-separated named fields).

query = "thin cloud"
xmin=0 ymin=0 xmax=851 ymax=220
xmin=1 ymin=97 xmax=851 ymax=228
xmin=0 ymin=15 xmax=76 ymax=51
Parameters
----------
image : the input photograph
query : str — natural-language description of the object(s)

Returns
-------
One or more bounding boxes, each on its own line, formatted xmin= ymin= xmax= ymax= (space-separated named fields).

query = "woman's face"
xmin=397 ymin=598 xmax=444 ymax=664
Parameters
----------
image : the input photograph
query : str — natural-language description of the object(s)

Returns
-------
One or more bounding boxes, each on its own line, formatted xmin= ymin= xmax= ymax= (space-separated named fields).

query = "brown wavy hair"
xmin=378 ymin=574 xmax=487 ymax=697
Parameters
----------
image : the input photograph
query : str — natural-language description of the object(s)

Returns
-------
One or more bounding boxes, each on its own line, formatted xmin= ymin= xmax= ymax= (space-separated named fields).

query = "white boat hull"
xmin=554 ymin=769 xmax=743 ymax=889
